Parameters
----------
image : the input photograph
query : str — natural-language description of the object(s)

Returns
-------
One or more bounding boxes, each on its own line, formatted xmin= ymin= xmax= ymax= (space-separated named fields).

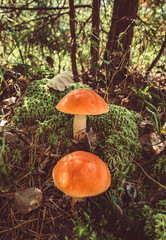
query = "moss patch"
xmin=88 ymin=105 xmax=141 ymax=187
xmin=13 ymin=78 xmax=141 ymax=187
xmin=13 ymin=79 xmax=90 ymax=127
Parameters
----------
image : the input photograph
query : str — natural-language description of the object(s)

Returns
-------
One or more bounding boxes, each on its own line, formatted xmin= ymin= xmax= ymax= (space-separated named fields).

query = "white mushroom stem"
xmin=73 ymin=114 xmax=86 ymax=142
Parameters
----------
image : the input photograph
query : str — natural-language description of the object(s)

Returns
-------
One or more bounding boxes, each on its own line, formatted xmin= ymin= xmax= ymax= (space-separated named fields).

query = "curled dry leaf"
xmin=47 ymin=70 xmax=74 ymax=91
xmin=13 ymin=187 xmax=43 ymax=213
xmin=140 ymin=132 xmax=166 ymax=155
xmin=150 ymin=132 xmax=166 ymax=154
xmin=38 ymin=157 xmax=50 ymax=175
xmin=2 ymin=96 xmax=17 ymax=105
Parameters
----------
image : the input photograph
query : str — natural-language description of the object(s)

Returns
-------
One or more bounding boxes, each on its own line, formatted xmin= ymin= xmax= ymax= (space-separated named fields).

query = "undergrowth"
xmin=1 ymin=78 xmax=165 ymax=239
xmin=73 ymin=193 xmax=166 ymax=240
xmin=12 ymin=78 xmax=142 ymax=188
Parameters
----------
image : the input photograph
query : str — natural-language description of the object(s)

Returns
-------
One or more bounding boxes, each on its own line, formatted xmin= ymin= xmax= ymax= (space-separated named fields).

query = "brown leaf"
xmin=13 ymin=188 xmax=43 ymax=213
xmin=38 ymin=157 xmax=50 ymax=175
xmin=140 ymin=132 xmax=166 ymax=155
xmin=150 ymin=132 xmax=166 ymax=154
xmin=85 ymin=127 xmax=98 ymax=148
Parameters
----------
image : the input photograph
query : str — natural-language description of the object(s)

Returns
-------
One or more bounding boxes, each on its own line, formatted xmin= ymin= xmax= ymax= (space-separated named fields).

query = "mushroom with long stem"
xmin=56 ymin=88 xmax=109 ymax=141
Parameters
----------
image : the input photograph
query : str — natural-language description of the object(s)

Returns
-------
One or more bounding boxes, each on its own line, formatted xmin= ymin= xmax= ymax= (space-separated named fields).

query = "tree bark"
xmin=104 ymin=0 xmax=139 ymax=83
xmin=91 ymin=0 xmax=100 ymax=71
xmin=69 ymin=0 xmax=78 ymax=77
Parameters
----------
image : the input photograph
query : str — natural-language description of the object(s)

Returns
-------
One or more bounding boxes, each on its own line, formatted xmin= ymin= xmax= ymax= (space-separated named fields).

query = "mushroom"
xmin=52 ymin=151 xmax=111 ymax=205
xmin=56 ymin=88 xmax=109 ymax=141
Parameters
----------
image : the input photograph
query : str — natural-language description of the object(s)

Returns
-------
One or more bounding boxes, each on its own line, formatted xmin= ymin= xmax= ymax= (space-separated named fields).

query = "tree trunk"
xmin=69 ymin=0 xmax=78 ymax=77
xmin=104 ymin=0 xmax=139 ymax=83
xmin=91 ymin=0 xmax=100 ymax=71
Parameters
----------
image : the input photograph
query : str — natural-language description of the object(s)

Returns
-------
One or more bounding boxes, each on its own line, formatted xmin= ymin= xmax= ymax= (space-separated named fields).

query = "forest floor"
xmin=0 ymin=67 xmax=166 ymax=239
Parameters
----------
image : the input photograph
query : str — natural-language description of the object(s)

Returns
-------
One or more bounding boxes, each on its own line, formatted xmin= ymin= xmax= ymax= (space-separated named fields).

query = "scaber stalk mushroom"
xmin=52 ymin=151 xmax=111 ymax=205
xmin=56 ymin=88 xmax=109 ymax=141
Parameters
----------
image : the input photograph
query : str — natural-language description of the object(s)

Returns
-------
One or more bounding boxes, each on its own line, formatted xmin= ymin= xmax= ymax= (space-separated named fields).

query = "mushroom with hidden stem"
xmin=52 ymin=151 xmax=111 ymax=206
xmin=56 ymin=88 xmax=109 ymax=142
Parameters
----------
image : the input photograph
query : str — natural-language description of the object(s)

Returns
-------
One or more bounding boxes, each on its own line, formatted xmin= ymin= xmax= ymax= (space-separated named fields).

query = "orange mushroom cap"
xmin=56 ymin=88 xmax=109 ymax=115
xmin=52 ymin=151 xmax=111 ymax=198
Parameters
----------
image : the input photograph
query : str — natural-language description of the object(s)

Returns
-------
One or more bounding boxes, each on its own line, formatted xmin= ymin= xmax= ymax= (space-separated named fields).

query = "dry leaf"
xmin=140 ymin=132 xmax=166 ymax=155
xmin=2 ymin=96 xmax=17 ymax=105
xmin=38 ymin=157 xmax=50 ymax=175
xmin=0 ymin=119 xmax=7 ymax=128
xmin=13 ymin=188 xmax=43 ymax=213
xmin=150 ymin=132 xmax=166 ymax=154
xmin=48 ymin=70 xmax=74 ymax=91
xmin=85 ymin=127 xmax=98 ymax=148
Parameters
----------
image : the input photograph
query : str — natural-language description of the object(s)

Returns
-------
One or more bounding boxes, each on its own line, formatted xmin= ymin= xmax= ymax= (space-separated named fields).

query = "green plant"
xmin=49 ymin=134 xmax=59 ymax=147
xmin=3 ymin=20 xmax=29 ymax=76
xmin=73 ymin=208 xmax=95 ymax=239
xmin=122 ymin=200 xmax=166 ymax=239
xmin=152 ymin=155 xmax=166 ymax=184
xmin=144 ymin=213 xmax=166 ymax=239
xmin=130 ymin=85 xmax=153 ymax=112
xmin=145 ymin=100 xmax=162 ymax=133
xmin=73 ymin=194 xmax=123 ymax=240
xmin=130 ymin=83 xmax=166 ymax=133
xmin=0 ymin=133 xmax=8 ymax=188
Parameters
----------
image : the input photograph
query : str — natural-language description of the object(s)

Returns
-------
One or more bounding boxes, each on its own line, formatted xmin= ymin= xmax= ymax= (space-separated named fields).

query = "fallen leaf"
xmin=13 ymin=188 xmax=43 ymax=213
xmin=38 ymin=157 xmax=50 ymax=175
xmin=150 ymin=132 xmax=166 ymax=154
xmin=47 ymin=70 xmax=73 ymax=91
xmin=85 ymin=127 xmax=97 ymax=148
xmin=140 ymin=132 xmax=166 ymax=155
xmin=2 ymin=96 xmax=17 ymax=105
xmin=0 ymin=119 xmax=7 ymax=128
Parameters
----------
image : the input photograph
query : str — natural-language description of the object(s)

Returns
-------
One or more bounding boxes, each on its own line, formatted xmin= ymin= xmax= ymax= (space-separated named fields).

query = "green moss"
xmin=13 ymin=79 xmax=141 ymax=185
xmin=152 ymin=155 xmax=166 ymax=184
xmin=13 ymin=78 xmax=91 ymax=128
xmin=88 ymin=105 xmax=141 ymax=187
xmin=11 ymin=78 xmax=147 ymax=238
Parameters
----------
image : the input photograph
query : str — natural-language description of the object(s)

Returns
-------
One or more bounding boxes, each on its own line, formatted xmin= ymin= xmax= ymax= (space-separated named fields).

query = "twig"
xmin=146 ymin=34 xmax=166 ymax=76
xmin=131 ymin=158 xmax=166 ymax=190
xmin=0 ymin=218 xmax=38 ymax=234
xmin=0 ymin=4 xmax=92 ymax=11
